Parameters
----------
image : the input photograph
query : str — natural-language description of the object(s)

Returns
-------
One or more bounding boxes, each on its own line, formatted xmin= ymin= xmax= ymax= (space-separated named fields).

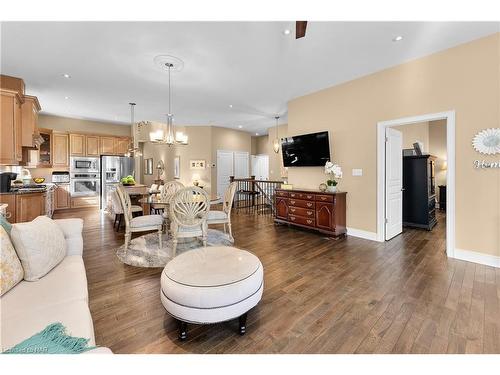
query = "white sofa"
xmin=0 ymin=218 xmax=109 ymax=353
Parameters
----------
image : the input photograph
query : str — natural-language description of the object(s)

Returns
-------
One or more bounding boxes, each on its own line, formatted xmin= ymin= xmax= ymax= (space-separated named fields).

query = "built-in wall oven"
xmin=70 ymin=173 xmax=100 ymax=197
xmin=70 ymin=157 xmax=99 ymax=173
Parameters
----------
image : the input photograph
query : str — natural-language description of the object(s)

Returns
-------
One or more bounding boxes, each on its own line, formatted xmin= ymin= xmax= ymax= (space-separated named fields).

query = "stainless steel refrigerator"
xmin=100 ymin=156 xmax=135 ymax=209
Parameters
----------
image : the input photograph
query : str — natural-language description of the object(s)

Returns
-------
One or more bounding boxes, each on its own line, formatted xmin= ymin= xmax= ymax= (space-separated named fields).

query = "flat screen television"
xmin=281 ymin=131 xmax=330 ymax=167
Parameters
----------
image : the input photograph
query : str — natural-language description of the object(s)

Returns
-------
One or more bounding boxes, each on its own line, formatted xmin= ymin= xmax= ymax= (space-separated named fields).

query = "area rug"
xmin=115 ymin=229 xmax=233 ymax=268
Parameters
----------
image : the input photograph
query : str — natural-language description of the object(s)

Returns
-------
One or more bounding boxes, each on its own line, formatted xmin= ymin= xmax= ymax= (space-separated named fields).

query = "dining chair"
xmin=206 ymin=181 xmax=237 ymax=241
xmin=161 ymin=181 xmax=185 ymax=221
xmin=169 ymin=186 xmax=209 ymax=257
xmin=116 ymin=185 xmax=164 ymax=252
xmin=110 ymin=189 xmax=143 ymax=231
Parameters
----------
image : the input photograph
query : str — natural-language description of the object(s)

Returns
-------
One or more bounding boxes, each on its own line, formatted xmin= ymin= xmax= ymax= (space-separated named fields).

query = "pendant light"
xmin=272 ymin=115 xmax=280 ymax=153
xmin=150 ymin=61 xmax=188 ymax=146
xmin=126 ymin=102 xmax=142 ymax=157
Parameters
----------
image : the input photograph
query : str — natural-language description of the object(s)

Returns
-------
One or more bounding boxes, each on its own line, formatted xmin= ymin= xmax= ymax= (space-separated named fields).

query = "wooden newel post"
xmin=229 ymin=176 xmax=235 ymax=183
xmin=250 ymin=176 xmax=256 ymax=207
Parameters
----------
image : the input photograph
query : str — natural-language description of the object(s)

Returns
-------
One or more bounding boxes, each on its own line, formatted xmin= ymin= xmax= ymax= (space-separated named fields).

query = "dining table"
xmin=138 ymin=195 xmax=221 ymax=215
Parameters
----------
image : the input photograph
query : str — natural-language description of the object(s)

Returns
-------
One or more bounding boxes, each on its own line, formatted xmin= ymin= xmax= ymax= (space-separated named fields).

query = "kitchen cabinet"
xmin=55 ymin=184 xmax=71 ymax=210
xmin=37 ymin=128 xmax=53 ymax=167
xmin=70 ymin=133 xmax=85 ymax=156
xmin=16 ymin=193 xmax=46 ymax=223
xmin=21 ymin=95 xmax=41 ymax=148
xmin=53 ymin=132 xmax=69 ymax=167
xmin=86 ymin=135 xmax=100 ymax=156
xmin=115 ymin=137 xmax=130 ymax=155
xmin=0 ymin=194 xmax=16 ymax=223
xmin=71 ymin=196 xmax=99 ymax=208
xmin=0 ymin=89 xmax=23 ymax=165
xmin=100 ymin=136 xmax=115 ymax=155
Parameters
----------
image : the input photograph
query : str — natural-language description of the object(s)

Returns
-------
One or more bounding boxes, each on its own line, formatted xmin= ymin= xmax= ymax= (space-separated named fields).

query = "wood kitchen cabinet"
xmin=100 ymin=136 xmax=115 ymax=155
xmin=0 ymin=194 xmax=16 ymax=223
xmin=86 ymin=135 xmax=100 ymax=156
xmin=55 ymin=184 xmax=71 ymax=210
xmin=0 ymin=89 xmax=23 ymax=165
xmin=70 ymin=133 xmax=85 ymax=156
xmin=16 ymin=193 xmax=46 ymax=223
xmin=115 ymin=137 xmax=130 ymax=155
xmin=53 ymin=132 xmax=69 ymax=167
xmin=21 ymin=95 xmax=41 ymax=148
xmin=37 ymin=128 xmax=53 ymax=167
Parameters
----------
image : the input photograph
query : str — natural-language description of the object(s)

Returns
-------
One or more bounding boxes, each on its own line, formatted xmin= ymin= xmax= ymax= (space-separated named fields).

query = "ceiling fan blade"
xmin=296 ymin=21 xmax=307 ymax=39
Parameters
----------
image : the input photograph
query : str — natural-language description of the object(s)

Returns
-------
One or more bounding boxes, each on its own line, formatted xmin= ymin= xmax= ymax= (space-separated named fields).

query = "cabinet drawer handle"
xmin=306 ymin=220 xmax=313 ymax=224
xmin=307 ymin=195 xmax=313 ymax=199
xmin=321 ymin=197 xmax=327 ymax=201
xmin=290 ymin=200 xmax=296 ymax=205
xmin=290 ymin=216 xmax=296 ymax=221
xmin=307 ymin=211 xmax=313 ymax=216
xmin=290 ymin=208 xmax=296 ymax=212
xmin=307 ymin=203 xmax=313 ymax=207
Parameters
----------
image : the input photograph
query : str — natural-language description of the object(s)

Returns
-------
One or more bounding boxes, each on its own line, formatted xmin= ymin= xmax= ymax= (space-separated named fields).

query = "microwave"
xmin=70 ymin=157 xmax=100 ymax=173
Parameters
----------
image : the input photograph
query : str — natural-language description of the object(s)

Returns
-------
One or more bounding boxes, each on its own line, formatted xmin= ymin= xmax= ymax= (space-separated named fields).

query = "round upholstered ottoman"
xmin=160 ymin=246 xmax=264 ymax=340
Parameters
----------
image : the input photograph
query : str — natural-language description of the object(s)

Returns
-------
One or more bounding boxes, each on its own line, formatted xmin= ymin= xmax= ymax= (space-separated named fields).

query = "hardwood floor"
xmin=53 ymin=208 xmax=500 ymax=354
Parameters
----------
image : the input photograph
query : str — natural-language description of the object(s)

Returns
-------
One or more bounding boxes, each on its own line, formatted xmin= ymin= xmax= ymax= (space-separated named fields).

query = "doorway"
xmin=377 ymin=111 xmax=455 ymax=257
xmin=251 ymin=154 xmax=269 ymax=180
xmin=216 ymin=150 xmax=249 ymax=197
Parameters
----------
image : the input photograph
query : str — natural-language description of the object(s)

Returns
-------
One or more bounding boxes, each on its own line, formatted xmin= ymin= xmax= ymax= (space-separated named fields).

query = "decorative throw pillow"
xmin=0 ymin=214 xmax=12 ymax=234
xmin=0 ymin=226 xmax=24 ymax=296
xmin=10 ymin=216 xmax=67 ymax=281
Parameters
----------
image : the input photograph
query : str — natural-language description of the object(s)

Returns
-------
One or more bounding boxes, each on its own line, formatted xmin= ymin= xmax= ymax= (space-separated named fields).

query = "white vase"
xmin=326 ymin=185 xmax=337 ymax=193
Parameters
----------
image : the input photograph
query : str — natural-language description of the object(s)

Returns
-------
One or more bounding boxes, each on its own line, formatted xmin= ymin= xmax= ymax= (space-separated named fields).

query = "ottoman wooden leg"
xmin=178 ymin=320 xmax=188 ymax=341
xmin=238 ymin=313 xmax=247 ymax=335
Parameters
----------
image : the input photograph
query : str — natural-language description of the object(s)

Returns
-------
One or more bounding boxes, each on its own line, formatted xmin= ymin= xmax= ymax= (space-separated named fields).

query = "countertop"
xmin=0 ymin=183 xmax=56 ymax=195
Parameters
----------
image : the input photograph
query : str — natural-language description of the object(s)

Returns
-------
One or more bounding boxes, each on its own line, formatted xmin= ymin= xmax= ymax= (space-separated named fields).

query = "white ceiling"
xmin=1 ymin=21 xmax=498 ymax=134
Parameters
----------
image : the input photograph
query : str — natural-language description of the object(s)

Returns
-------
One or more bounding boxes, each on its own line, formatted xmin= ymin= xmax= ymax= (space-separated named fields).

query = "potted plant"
xmin=324 ymin=161 xmax=342 ymax=193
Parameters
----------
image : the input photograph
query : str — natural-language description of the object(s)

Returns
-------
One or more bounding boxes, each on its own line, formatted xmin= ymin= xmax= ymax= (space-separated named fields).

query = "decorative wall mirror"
xmin=144 ymin=158 xmax=153 ymax=175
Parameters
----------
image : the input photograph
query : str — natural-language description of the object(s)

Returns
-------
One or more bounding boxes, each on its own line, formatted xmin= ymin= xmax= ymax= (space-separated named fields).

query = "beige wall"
xmin=251 ymin=124 xmax=288 ymax=181
xmin=287 ymin=33 xmax=500 ymax=257
xmin=39 ymin=114 xmax=132 ymax=137
xmin=392 ymin=121 xmax=430 ymax=152
xmin=141 ymin=126 xmax=252 ymax=198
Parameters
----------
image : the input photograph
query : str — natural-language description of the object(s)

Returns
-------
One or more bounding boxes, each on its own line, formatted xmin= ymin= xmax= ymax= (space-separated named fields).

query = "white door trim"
xmin=376 ymin=110 xmax=455 ymax=259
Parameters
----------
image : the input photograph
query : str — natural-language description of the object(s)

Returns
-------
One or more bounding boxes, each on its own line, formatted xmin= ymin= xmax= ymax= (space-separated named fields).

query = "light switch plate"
xmin=352 ymin=168 xmax=363 ymax=176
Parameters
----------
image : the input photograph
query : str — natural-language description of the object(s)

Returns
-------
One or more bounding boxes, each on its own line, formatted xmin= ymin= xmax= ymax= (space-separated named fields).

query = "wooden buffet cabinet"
xmin=274 ymin=189 xmax=347 ymax=238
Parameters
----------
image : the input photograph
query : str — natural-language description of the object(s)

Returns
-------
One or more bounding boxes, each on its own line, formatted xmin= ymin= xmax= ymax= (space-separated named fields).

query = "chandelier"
xmin=149 ymin=60 xmax=188 ymax=146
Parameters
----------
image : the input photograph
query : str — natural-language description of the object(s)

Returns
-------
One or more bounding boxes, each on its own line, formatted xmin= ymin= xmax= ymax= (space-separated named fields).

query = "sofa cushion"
xmin=0 ymin=226 xmax=24 ymax=296
xmin=10 ymin=216 xmax=67 ymax=281
xmin=0 ymin=255 xmax=88 ymax=320
xmin=0 ymin=299 xmax=96 ymax=352
xmin=53 ymin=218 xmax=84 ymax=256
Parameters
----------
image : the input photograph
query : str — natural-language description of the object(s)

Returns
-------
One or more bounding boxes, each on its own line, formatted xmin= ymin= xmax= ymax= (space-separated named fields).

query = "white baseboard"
xmin=452 ymin=248 xmax=500 ymax=268
xmin=346 ymin=227 xmax=378 ymax=241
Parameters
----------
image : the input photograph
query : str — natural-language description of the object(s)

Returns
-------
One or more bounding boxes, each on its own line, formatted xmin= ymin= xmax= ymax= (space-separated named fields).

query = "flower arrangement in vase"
xmin=324 ymin=161 xmax=342 ymax=193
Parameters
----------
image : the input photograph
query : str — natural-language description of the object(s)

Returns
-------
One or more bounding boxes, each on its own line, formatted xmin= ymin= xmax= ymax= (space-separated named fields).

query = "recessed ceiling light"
xmin=255 ymin=133 xmax=259 ymax=136
xmin=229 ymin=104 xmax=233 ymax=108
xmin=238 ymin=125 xmax=243 ymax=129
xmin=64 ymin=96 xmax=70 ymax=100
xmin=392 ymin=35 xmax=403 ymax=42
xmin=283 ymin=29 xmax=291 ymax=36
xmin=62 ymin=73 xmax=71 ymax=78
